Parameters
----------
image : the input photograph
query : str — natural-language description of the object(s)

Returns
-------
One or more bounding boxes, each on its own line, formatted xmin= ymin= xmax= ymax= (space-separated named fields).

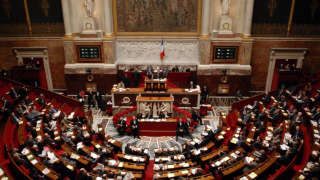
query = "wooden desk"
xmin=200 ymin=146 xmax=228 ymax=162
xmin=22 ymin=148 xmax=59 ymax=180
xmin=154 ymin=161 xmax=195 ymax=172
xmin=154 ymin=166 xmax=203 ymax=179
xmin=222 ymin=158 xmax=246 ymax=176
xmin=238 ymin=152 xmax=279 ymax=180
xmin=181 ymin=173 xmax=215 ymax=180
xmin=138 ymin=118 xmax=177 ymax=136
xmin=106 ymin=160 xmax=145 ymax=171
xmin=106 ymin=136 xmax=123 ymax=149
xmin=112 ymin=87 xmax=200 ymax=108
xmin=116 ymin=153 xmax=147 ymax=163
xmin=103 ymin=166 xmax=143 ymax=179
xmin=62 ymin=144 xmax=90 ymax=165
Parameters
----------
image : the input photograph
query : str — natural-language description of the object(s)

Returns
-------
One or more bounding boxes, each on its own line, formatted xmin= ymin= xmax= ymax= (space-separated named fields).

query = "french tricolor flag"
xmin=160 ymin=40 xmax=165 ymax=60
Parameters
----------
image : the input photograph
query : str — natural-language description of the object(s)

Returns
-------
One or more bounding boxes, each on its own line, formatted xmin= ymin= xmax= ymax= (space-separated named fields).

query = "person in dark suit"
xmin=95 ymin=91 xmax=103 ymax=110
xmin=262 ymin=92 xmax=271 ymax=106
xmin=24 ymin=95 xmax=32 ymax=106
xmin=192 ymin=110 xmax=203 ymax=125
xmin=292 ymin=125 xmax=303 ymax=140
xmin=172 ymin=66 xmax=179 ymax=72
xmin=9 ymin=87 xmax=19 ymax=99
xmin=201 ymin=86 xmax=209 ymax=104
xmin=176 ymin=119 xmax=185 ymax=141
xmin=146 ymin=65 xmax=153 ymax=79
xmin=122 ymin=73 xmax=130 ymax=88
xmin=37 ymin=93 xmax=46 ymax=107
xmin=87 ymin=89 xmax=95 ymax=109
xmin=1 ymin=97 xmax=11 ymax=112
xmin=132 ymin=69 xmax=140 ymax=87
xmin=77 ymin=90 xmax=85 ymax=104
xmin=130 ymin=116 xmax=140 ymax=139
xmin=118 ymin=117 xmax=127 ymax=136
xmin=10 ymin=112 xmax=20 ymax=125
xmin=188 ymin=81 xmax=196 ymax=89
xmin=18 ymin=86 xmax=28 ymax=99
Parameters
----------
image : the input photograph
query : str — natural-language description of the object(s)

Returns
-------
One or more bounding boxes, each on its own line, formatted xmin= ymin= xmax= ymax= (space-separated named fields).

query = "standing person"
xmin=77 ymin=90 xmax=85 ymax=104
xmin=118 ymin=117 xmax=127 ymax=136
xmin=201 ymin=86 xmax=209 ymax=104
xmin=87 ymin=89 xmax=95 ymax=109
xmin=122 ymin=73 xmax=130 ymax=88
xmin=132 ymin=68 xmax=140 ymax=87
xmin=130 ymin=116 xmax=140 ymax=139
xmin=95 ymin=91 xmax=103 ymax=110
xmin=176 ymin=119 xmax=185 ymax=141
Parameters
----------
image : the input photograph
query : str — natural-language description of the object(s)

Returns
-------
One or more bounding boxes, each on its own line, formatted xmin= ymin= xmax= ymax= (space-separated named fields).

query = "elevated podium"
xmin=136 ymin=96 xmax=173 ymax=118
xmin=144 ymin=78 xmax=167 ymax=91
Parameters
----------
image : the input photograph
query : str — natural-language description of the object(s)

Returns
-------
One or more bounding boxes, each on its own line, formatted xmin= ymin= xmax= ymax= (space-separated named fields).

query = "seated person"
xmin=118 ymin=81 xmax=125 ymax=89
xmin=18 ymin=86 xmax=28 ymax=99
xmin=188 ymin=81 xmax=196 ymax=89
xmin=36 ymin=93 xmax=46 ymax=107
xmin=8 ymin=86 xmax=19 ymax=99
xmin=1 ymin=96 xmax=11 ymax=113
xmin=10 ymin=111 xmax=20 ymax=125
xmin=25 ymin=106 xmax=40 ymax=121
xmin=262 ymin=92 xmax=271 ymax=106
xmin=24 ymin=95 xmax=32 ymax=106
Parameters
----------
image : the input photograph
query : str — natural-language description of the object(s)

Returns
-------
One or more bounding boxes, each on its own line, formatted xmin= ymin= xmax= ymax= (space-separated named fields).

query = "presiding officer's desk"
xmin=112 ymin=87 xmax=200 ymax=108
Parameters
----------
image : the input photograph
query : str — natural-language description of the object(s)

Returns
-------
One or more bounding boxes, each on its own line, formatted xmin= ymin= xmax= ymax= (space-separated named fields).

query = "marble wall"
xmin=115 ymin=39 xmax=200 ymax=65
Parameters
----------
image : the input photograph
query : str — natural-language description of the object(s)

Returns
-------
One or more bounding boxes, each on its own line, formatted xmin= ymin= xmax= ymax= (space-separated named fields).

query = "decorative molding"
xmin=198 ymin=64 xmax=252 ymax=76
xmin=63 ymin=41 xmax=75 ymax=64
xmin=265 ymin=48 xmax=308 ymax=92
xmin=12 ymin=47 xmax=53 ymax=90
xmin=115 ymin=40 xmax=200 ymax=65
xmin=64 ymin=63 xmax=117 ymax=74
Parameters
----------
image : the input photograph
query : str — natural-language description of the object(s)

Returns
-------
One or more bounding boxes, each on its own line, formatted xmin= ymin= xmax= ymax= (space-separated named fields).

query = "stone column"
xmin=104 ymin=0 xmax=113 ymax=37
xmin=61 ymin=0 xmax=72 ymax=37
xmin=200 ymin=0 xmax=211 ymax=38
xmin=243 ymin=0 xmax=255 ymax=37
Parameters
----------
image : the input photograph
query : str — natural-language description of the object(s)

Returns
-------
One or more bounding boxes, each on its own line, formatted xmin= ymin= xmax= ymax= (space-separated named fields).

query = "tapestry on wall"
xmin=114 ymin=0 xmax=201 ymax=34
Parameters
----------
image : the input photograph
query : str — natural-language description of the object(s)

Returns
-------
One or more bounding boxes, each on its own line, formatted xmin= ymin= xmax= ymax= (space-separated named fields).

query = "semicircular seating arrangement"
xmin=0 ymin=76 xmax=319 ymax=180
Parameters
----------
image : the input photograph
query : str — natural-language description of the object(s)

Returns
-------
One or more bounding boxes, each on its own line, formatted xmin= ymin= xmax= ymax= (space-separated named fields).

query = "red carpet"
xmin=144 ymin=160 xmax=154 ymax=180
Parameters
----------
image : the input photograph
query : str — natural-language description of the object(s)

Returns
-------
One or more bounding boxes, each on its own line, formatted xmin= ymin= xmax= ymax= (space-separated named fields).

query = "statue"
xmin=219 ymin=0 xmax=233 ymax=34
xmin=84 ymin=0 xmax=94 ymax=17
xmin=221 ymin=0 xmax=230 ymax=15
xmin=81 ymin=0 xmax=96 ymax=34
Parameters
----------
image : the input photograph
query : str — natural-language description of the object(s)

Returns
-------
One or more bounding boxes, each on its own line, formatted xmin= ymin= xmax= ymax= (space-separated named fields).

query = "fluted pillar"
xmin=61 ymin=0 xmax=72 ymax=37
xmin=200 ymin=0 xmax=211 ymax=38
xmin=243 ymin=0 xmax=255 ymax=37
xmin=104 ymin=0 xmax=114 ymax=37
